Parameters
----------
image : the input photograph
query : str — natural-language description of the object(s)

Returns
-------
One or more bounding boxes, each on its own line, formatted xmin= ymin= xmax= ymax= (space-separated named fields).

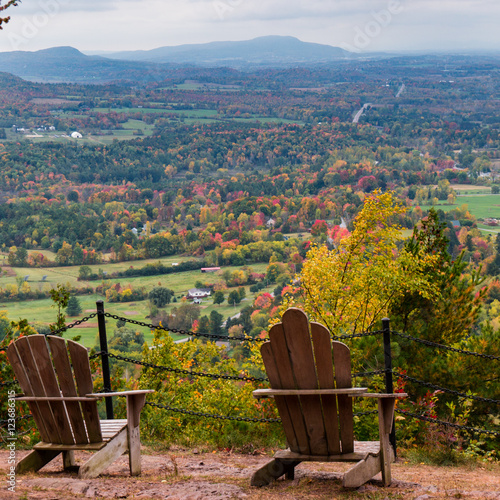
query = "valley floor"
xmin=0 ymin=448 xmax=498 ymax=499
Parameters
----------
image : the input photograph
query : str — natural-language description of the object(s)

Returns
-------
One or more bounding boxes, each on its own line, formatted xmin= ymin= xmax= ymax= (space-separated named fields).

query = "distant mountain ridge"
xmin=0 ymin=46 xmax=178 ymax=83
xmin=0 ymin=36 xmax=354 ymax=83
xmin=102 ymin=36 xmax=351 ymax=66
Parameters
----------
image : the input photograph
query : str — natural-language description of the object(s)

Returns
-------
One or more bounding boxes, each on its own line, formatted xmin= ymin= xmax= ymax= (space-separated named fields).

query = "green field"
xmin=418 ymin=194 xmax=500 ymax=219
xmin=450 ymin=184 xmax=492 ymax=194
xmin=0 ymin=256 xmax=272 ymax=347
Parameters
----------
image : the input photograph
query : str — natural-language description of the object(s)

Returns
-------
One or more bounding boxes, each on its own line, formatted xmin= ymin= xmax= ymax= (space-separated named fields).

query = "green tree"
xmin=213 ymin=290 xmax=225 ymax=306
xmin=67 ymin=190 xmax=79 ymax=202
xmin=198 ymin=315 xmax=210 ymax=333
xmin=49 ymin=284 xmax=70 ymax=334
xmin=66 ymin=296 xmax=82 ymax=317
xmin=487 ymin=233 xmax=500 ymax=276
xmin=149 ymin=287 xmax=174 ymax=307
xmin=78 ymin=265 xmax=92 ymax=280
xmin=228 ymin=289 xmax=241 ymax=306
xmin=209 ymin=310 xmax=224 ymax=336
xmin=391 ymin=208 xmax=484 ymax=345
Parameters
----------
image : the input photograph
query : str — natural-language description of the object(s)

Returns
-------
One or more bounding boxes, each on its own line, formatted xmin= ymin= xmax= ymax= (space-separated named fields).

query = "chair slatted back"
xmin=7 ymin=335 xmax=102 ymax=444
xmin=260 ymin=308 xmax=354 ymax=455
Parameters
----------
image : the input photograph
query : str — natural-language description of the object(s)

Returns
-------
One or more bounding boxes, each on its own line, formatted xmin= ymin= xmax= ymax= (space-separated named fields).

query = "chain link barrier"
xmin=104 ymin=313 xmax=265 ymax=343
xmin=105 ymin=351 xmax=268 ymax=383
xmin=145 ymin=401 xmax=380 ymax=423
xmin=393 ymin=371 xmax=500 ymax=405
xmin=0 ymin=380 xmax=18 ymax=388
xmin=0 ymin=414 xmax=33 ymax=427
xmin=43 ymin=313 xmax=98 ymax=337
xmin=105 ymin=313 xmax=383 ymax=343
xmin=391 ymin=330 xmax=500 ymax=361
xmin=395 ymin=409 xmax=500 ymax=438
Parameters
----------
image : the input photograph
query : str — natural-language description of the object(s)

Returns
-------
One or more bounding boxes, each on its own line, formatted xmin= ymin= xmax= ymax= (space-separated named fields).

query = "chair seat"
xmin=33 ymin=420 xmax=128 ymax=451
xmin=275 ymin=441 xmax=381 ymax=463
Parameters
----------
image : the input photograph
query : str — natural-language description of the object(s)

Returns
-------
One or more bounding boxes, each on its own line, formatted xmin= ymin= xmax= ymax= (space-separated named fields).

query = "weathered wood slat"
xmin=260 ymin=342 xmax=299 ymax=451
xmin=86 ymin=390 xmax=154 ymax=398
xmin=282 ymin=308 xmax=328 ymax=455
xmin=332 ymin=341 xmax=354 ymax=453
xmin=311 ymin=322 xmax=341 ymax=455
xmin=28 ymin=336 xmax=74 ymax=445
xmin=47 ymin=335 xmax=89 ymax=443
xmin=16 ymin=396 xmax=98 ymax=401
xmin=6 ymin=342 xmax=51 ymax=443
xmin=268 ymin=322 xmax=310 ymax=455
xmin=253 ymin=387 xmax=367 ymax=397
xmin=68 ymin=340 xmax=102 ymax=443
xmin=14 ymin=337 xmax=62 ymax=444
xmin=351 ymin=393 xmax=407 ymax=398
xmin=34 ymin=442 xmax=107 ymax=451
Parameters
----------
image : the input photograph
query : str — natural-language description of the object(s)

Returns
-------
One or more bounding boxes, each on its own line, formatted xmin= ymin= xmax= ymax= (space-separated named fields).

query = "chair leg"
xmin=126 ymin=393 xmax=147 ymax=476
xmin=251 ymin=459 xmax=301 ymax=486
xmin=16 ymin=450 xmax=60 ymax=474
xmin=343 ymin=453 xmax=382 ymax=488
xmin=63 ymin=451 xmax=77 ymax=471
xmin=378 ymin=398 xmax=396 ymax=486
xmin=78 ymin=428 xmax=128 ymax=479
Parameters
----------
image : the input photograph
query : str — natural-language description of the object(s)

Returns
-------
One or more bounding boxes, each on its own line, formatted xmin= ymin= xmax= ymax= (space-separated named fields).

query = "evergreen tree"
xmin=66 ymin=296 xmax=82 ymax=317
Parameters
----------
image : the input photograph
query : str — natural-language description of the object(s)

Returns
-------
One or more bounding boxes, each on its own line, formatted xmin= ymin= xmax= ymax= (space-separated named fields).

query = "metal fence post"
xmin=96 ymin=300 xmax=114 ymax=419
xmin=382 ymin=317 xmax=397 ymax=457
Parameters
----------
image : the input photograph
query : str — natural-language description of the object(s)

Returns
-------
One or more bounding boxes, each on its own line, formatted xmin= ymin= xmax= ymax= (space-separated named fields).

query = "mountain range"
xmin=100 ymin=36 xmax=351 ymax=65
xmin=0 ymin=36 xmax=355 ymax=83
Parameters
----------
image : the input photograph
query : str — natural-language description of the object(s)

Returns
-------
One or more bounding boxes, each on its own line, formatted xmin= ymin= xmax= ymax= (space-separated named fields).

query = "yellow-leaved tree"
xmin=282 ymin=191 xmax=439 ymax=339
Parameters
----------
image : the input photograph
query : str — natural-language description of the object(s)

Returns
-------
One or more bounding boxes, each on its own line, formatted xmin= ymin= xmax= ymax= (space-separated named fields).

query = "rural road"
xmin=353 ymin=103 xmax=372 ymax=123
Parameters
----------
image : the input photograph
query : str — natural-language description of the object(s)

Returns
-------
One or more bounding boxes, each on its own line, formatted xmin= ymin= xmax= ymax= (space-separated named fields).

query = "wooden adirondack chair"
xmin=7 ymin=334 xmax=153 ymax=479
xmin=252 ymin=308 xmax=406 ymax=488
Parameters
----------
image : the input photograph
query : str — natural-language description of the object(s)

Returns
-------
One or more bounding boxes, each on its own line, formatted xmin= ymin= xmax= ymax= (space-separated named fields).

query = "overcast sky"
xmin=0 ymin=0 xmax=498 ymax=54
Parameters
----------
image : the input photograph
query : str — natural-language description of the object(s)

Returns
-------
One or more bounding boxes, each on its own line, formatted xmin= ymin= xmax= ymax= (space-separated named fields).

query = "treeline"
xmin=79 ymin=259 xmax=205 ymax=281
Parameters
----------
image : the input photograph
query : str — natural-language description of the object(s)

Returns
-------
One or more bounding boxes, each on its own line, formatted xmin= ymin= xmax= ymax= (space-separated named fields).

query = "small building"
xmin=187 ymin=288 xmax=211 ymax=300
xmin=71 ymin=131 xmax=83 ymax=139
xmin=201 ymin=267 xmax=220 ymax=273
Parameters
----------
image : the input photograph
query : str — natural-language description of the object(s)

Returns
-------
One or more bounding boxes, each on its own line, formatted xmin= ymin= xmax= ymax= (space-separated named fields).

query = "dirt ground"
xmin=0 ymin=448 xmax=499 ymax=499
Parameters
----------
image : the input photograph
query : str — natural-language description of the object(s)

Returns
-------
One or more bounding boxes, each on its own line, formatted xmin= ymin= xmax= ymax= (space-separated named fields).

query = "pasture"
xmin=418 ymin=194 xmax=500 ymax=220
xmin=0 ymin=256 xmax=272 ymax=347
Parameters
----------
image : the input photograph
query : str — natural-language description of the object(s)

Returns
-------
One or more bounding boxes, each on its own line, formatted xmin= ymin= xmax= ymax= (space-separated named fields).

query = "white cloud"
xmin=0 ymin=0 xmax=497 ymax=52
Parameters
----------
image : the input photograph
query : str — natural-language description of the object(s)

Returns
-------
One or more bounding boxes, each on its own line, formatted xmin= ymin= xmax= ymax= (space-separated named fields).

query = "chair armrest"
xmin=348 ymin=392 xmax=407 ymax=399
xmin=16 ymin=396 xmax=96 ymax=402
xmin=253 ymin=387 xmax=368 ymax=399
xmin=85 ymin=390 xmax=154 ymax=398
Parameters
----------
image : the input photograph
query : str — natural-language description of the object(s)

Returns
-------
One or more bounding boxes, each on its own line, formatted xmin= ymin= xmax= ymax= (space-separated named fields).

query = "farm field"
xmin=0 ymin=254 xmax=201 ymax=288
xmin=418 ymin=194 xmax=500 ymax=220
xmin=0 ymin=257 xmax=272 ymax=347
xmin=450 ymin=184 xmax=492 ymax=194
